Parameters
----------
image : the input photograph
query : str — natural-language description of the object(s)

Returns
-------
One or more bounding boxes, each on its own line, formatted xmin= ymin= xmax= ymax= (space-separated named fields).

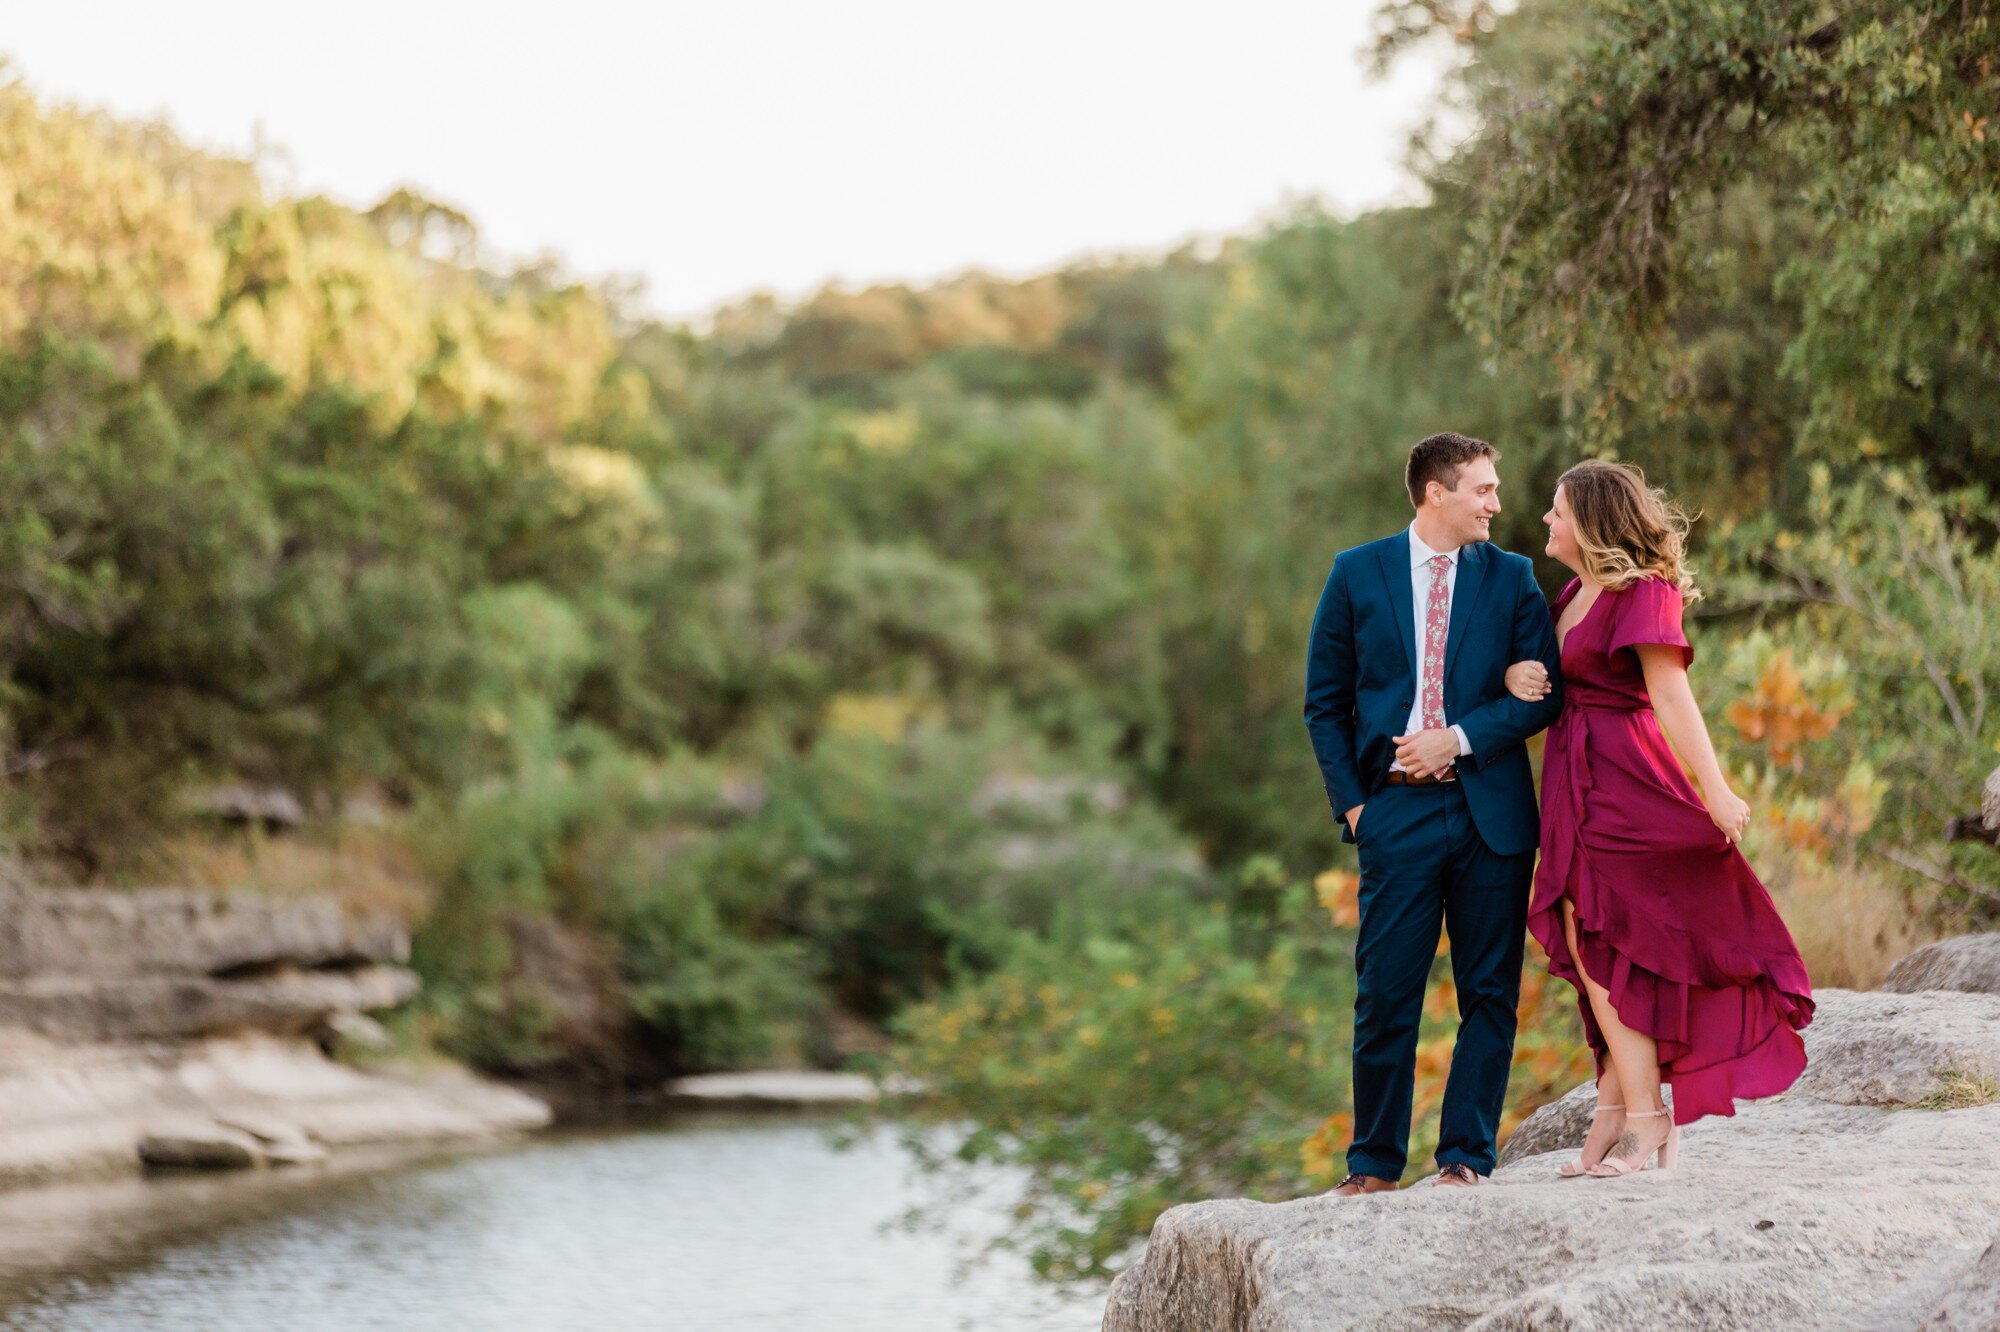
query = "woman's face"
xmin=1543 ymin=485 xmax=1581 ymax=568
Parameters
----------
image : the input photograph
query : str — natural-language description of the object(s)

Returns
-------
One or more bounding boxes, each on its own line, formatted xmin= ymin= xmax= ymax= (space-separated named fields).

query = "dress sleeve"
xmin=1607 ymin=577 xmax=1693 ymax=667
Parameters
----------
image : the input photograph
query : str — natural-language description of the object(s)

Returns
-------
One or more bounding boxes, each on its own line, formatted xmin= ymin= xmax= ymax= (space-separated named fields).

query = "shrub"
xmin=872 ymin=862 xmax=1592 ymax=1281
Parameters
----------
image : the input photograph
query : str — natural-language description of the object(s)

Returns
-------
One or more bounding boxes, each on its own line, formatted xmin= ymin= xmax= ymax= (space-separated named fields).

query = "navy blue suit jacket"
xmin=1303 ymin=532 xmax=1563 ymax=858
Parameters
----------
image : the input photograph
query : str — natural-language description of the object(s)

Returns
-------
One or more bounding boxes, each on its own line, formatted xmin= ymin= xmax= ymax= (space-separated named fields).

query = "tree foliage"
xmin=1444 ymin=0 xmax=2000 ymax=474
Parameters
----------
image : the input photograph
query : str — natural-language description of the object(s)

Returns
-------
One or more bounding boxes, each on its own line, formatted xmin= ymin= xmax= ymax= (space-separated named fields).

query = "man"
xmin=1302 ymin=432 xmax=1563 ymax=1191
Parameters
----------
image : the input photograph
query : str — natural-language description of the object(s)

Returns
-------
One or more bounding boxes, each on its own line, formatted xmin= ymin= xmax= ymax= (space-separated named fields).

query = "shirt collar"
xmin=1407 ymin=522 xmax=1462 ymax=569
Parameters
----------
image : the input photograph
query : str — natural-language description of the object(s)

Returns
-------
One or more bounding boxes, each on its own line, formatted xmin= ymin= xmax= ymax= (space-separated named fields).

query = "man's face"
xmin=1429 ymin=456 xmax=1502 ymax=546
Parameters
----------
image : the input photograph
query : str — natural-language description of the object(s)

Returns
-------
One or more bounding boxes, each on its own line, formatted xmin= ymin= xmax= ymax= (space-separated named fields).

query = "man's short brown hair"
xmin=1405 ymin=432 xmax=1500 ymax=507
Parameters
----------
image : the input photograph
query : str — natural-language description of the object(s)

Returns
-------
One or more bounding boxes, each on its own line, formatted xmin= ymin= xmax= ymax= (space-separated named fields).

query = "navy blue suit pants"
xmin=1347 ymin=779 xmax=1532 ymax=1180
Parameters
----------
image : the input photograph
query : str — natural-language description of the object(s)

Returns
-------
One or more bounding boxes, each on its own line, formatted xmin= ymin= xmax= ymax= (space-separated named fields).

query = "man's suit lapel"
xmin=1442 ymin=541 xmax=1490 ymax=685
xmin=1377 ymin=534 xmax=1417 ymax=680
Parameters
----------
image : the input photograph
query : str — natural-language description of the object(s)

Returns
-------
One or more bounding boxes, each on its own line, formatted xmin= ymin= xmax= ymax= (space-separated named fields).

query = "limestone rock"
xmin=1104 ymin=1099 xmax=2000 ymax=1331
xmin=1499 ymin=987 xmax=2000 ymax=1166
xmin=1495 ymin=1079 xmax=1598 ymax=1167
xmin=175 ymin=1037 xmax=553 ymax=1148
xmin=0 ymin=887 xmax=408 ymax=980
xmin=973 ymin=774 xmax=1129 ymax=821
xmin=0 ymin=1031 xmax=548 ymax=1186
xmin=314 ymin=1009 xmax=395 ymax=1055
xmin=138 ymin=1122 xmax=264 ymax=1171
xmin=665 ymin=1070 xmax=885 ymax=1106
xmin=720 ymin=776 xmax=770 ymax=816
xmin=1923 ymin=1231 xmax=2000 ymax=1330
xmin=212 ymin=1110 xmax=328 ymax=1166
xmin=183 ymin=783 xmax=306 ymax=830
xmin=1883 ymin=934 xmax=2000 ymax=997
xmin=250 ymin=1138 xmax=326 ymax=1167
xmin=0 ymin=887 xmax=548 ymax=1188
xmin=1786 ymin=987 xmax=2000 ymax=1106
xmin=0 ymin=965 xmax=422 ymax=1042
xmin=1103 ymin=986 xmax=2000 ymax=1332
xmin=0 ymin=886 xmax=423 ymax=1047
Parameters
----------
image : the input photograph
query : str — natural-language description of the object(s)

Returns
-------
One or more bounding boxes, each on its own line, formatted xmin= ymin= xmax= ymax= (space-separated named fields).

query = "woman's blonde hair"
xmin=1555 ymin=460 xmax=1702 ymax=603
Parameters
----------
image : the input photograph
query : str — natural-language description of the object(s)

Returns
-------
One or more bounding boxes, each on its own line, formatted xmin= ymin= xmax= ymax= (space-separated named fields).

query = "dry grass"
xmin=1755 ymin=845 xmax=1952 ymax=990
xmin=154 ymin=822 xmax=437 ymax=924
xmin=1918 ymin=1066 xmax=2000 ymax=1111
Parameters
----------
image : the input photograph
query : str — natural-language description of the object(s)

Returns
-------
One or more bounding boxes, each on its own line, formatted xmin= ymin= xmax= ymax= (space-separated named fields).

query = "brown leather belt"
xmin=1384 ymin=767 xmax=1458 ymax=786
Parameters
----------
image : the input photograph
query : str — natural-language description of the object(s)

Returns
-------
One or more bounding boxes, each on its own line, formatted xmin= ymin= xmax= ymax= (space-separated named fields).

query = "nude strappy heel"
xmin=1586 ymin=1107 xmax=1679 ymax=1176
xmin=1557 ymin=1102 xmax=1624 ymax=1178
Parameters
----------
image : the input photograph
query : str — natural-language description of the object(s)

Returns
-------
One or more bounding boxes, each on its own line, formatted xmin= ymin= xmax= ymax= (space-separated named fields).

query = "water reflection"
xmin=0 ymin=1115 xmax=1104 ymax=1331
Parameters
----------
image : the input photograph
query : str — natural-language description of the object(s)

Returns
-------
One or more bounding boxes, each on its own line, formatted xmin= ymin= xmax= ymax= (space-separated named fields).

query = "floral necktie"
xmin=1421 ymin=554 xmax=1451 ymax=730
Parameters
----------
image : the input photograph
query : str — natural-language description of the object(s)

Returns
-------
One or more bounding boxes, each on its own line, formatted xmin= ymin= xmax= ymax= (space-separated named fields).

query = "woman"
xmin=1502 ymin=460 xmax=1813 ymax=1177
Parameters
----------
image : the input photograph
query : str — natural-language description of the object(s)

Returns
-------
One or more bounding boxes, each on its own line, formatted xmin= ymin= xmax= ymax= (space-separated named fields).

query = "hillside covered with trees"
xmin=0 ymin=0 xmax=1995 ymax=1279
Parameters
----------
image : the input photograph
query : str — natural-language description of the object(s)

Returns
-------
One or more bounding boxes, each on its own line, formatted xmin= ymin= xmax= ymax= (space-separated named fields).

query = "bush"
xmin=871 ymin=861 xmax=1591 ymax=1281
xmin=1707 ymin=465 xmax=2000 ymax=926
xmin=620 ymin=714 xmax=1206 ymax=1066
xmin=404 ymin=705 xmax=1207 ymax=1076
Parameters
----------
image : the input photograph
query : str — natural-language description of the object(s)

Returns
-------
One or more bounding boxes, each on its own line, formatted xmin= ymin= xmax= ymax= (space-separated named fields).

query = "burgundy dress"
xmin=1528 ymin=576 xmax=1813 ymax=1125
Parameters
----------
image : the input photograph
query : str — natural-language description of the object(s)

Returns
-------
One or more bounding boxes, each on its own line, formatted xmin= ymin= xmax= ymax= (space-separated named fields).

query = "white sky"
xmin=1 ymin=2 xmax=1451 ymax=319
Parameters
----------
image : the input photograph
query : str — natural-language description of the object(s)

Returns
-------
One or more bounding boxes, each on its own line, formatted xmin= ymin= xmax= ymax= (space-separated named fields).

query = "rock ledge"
xmin=1104 ymin=981 xmax=2000 ymax=1331
xmin=0 ymin=887 xmax=550 ymax=1185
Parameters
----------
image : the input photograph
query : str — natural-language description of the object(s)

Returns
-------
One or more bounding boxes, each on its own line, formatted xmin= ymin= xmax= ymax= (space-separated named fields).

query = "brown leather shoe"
xmin=1432 ymin=1163 xmax=1485 ymax=1188
xmin=1329 ymin=1173 xmax=1398 ymax=1196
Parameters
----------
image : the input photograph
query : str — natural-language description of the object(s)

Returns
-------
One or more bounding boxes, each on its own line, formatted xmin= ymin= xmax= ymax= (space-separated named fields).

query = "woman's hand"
xmin=1705 ymin=784 xmax=1752 ymax=843
xmin=1505 ymin=659 xmax=1552 ymax=702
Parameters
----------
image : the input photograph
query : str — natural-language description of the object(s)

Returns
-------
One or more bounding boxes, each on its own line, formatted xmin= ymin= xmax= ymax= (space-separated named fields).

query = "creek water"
xmin=0 ymin=1113 xmax=1106 ymax=1331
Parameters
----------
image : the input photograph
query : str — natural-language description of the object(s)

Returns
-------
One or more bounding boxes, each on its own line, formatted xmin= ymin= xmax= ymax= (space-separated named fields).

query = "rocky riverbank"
xmin=1103 ymin=936 xmax=2000 ymax=1331
xmin=0 ymin=887 xmax=549 ymax=1184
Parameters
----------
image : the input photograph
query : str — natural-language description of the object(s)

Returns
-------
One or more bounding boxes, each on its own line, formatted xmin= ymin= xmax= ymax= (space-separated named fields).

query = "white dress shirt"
xmin=1391 ymin=522 xmax=1474 ymax=772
